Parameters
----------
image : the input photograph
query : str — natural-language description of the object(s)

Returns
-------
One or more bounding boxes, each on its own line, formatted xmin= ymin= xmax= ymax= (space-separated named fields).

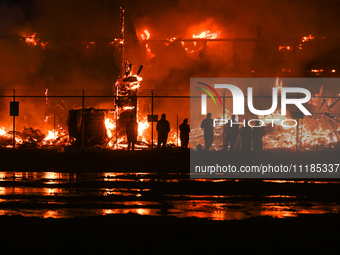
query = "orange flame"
xmin=25 ymin=33 xmax=38 ymax=47
xmin=141 ymin=29 xmax=150 ymax=40
xmin=193 ymin=30 xmax=221 ymax=39
xmin=301 ymin=35 xmax=314 ymax=43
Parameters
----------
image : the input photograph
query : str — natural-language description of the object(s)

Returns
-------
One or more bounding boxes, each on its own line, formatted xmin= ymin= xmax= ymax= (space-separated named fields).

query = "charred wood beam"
xmin=329 ymin=96 xmax=340 ymax=109
xmin=324 ymin=112 xmax=340 ymax=123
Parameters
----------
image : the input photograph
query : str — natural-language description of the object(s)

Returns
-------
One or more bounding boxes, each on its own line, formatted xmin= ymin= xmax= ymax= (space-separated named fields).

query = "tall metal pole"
xmin=222 ymin=90 xmax=226 ymax=120
xmin=300 ymin=117 xmax=303 ymax=150
xmin=151 ymin=90 xmax=154 ymax=150
xmin=115 ymin=109 xmax=118 ymax=149
xmin=177 ymin=115 xmax=178 ymax=148
xmin=119 ymin=6 xmax=125 ymax=78
xmin=81 ymin=89 xmax=85 ymax=148
xmin=13 ymin=89 xmax=15 ymax=149
xmin=54 ymin=114 xmax=56 ymax=141
xmin=296 ymin=119 xmax=299 ymax=151
xmin=222 ymin=90 xmax=226 ymax=151
xmin=296 ymin=93 xmax=300 ymax=152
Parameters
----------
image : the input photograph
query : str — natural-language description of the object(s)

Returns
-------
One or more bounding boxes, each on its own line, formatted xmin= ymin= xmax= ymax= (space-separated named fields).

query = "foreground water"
xmin=0 ymin=171 xmax=339 ymax=219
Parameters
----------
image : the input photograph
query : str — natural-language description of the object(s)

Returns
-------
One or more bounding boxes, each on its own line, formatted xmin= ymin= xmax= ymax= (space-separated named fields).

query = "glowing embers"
xmin=0 ymin=126 xmax=70 ymax=148
xmin=259 ymin=110 xmax=339 ymax=151
xmin=301 ymin=34 xmax=315 ymax=43
xmin=141 ymin=29 xmax=150 ymax=40
xmin=25 ymin=33 xmax=39 ymax=47
xmin=42 ymin=128 xmax=70 ymax=146
xmin=278 ymin=46 xmax=292 ymax=51
xmin=310 ymin=69 xmax=324 ymax=76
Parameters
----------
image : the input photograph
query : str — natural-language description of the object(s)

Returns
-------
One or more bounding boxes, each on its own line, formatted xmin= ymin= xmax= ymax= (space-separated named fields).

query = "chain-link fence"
xmin=0 ymin=89 xmax=339 ymax=150
xmin=0 ymin=89 xmax=191 ymax=149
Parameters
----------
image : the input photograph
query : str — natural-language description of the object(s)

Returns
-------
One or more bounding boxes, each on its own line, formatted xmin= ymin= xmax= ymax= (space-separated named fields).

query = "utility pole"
xmin=151 ymin=90 xmax=154 ymax=150
xmin=119 ymin=6 xmax=125 ymax=78
xmin=13 ymin=89 xmax=15 ymax=149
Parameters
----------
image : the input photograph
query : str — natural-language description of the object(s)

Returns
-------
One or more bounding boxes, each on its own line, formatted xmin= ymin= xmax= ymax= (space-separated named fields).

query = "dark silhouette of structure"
xmin=179 ymin=118 xmax=190 ymax=151
xmin=68 ymin=108 xmax=107 ymax=147
xmin=126 ymin=114 xmax=138 ymax=150
xmin=200 ymin=113 xmax=214 ymax=151
xmin=223 ymin=115 xmax=239 ymax=151
xmin=252 ymin=120 xmax=266 ymax=152
xmin=240 ymin=119 xmax=252 ymax=152
xmin=156 ymin=113 xmax=170 ymax=150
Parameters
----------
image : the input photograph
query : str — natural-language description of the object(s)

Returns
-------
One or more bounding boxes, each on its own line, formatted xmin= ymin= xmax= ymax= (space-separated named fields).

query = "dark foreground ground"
xmin=0 ymin=147 xmax=339 ymax=173
xmin=0 ymin=213 xmax=339 ymax=254
xmin=0 ymin=148 xmax=339 ymax=254
xmin=0 ymin=147 xmax=190 ymax=172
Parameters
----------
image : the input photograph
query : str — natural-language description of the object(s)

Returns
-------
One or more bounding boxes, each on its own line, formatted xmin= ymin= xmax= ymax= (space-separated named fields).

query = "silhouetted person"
xmin=179 ymin=118 xmax=190 ymax=151
xmin=240 ymin=119 xmax=252 ymax=152
xmin=223 ymin=115 xmax=239 ymax=151
xmin=252 ymin=120 xmax=266 ymax=152
xmin=126 ymin=115 xmax=138 ymax=151
xmin=156 ymin=113 xmax=170 ymax=151
xmin=200 ymin=113 xmax=214 ymax=151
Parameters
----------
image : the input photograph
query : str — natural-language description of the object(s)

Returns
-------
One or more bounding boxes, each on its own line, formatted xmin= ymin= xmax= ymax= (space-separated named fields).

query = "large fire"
xmin=0 ymin=126 xmax=70 ymax=148
xmin=103 ymin=109 xmax=150 ymax=150
xmin=140 ymin=28 xmax=221 ymax=57
xmin=3 ymin=25 xmax=338 ymax=152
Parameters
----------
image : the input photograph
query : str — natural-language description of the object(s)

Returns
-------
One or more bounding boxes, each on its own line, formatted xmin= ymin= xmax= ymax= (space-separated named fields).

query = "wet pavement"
xmin=0 ymin=171 xmax=340 ymax=219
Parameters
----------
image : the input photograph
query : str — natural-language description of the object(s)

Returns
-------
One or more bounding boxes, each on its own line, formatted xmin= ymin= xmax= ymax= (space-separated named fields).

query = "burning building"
xmin=0 ymin=2 xmax=340 ymax=151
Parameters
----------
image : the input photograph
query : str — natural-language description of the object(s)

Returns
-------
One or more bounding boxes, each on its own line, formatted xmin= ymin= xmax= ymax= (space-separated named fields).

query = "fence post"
xmin=13 ymin=89 xmax=15 ymax=149
xmin=177 ymin=115 xmax=178 ymax=148
xmin=81 ymin=89 xmax=85 ymax=148
xmin=54 ymin=114 xmax=56 ymax=141
xmin=222 ymin=90 xmax=226 ymax=151
xmin=151 ymin=90 xmax=154 ymax=150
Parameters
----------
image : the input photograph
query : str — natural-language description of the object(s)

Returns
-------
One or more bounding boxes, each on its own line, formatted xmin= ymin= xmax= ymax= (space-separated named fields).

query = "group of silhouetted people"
xmin=126 ymin=113 xmax=190 ymax=151
xmin=126 ymin=112 xmax=265 ymax=152
xmin=200 ymin=113 xmax=265 ymax=152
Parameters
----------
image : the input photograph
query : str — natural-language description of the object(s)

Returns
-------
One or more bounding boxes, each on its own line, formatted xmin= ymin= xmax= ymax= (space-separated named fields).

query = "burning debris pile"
xmin=0 ymin=126 xmax=69 ymax=149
